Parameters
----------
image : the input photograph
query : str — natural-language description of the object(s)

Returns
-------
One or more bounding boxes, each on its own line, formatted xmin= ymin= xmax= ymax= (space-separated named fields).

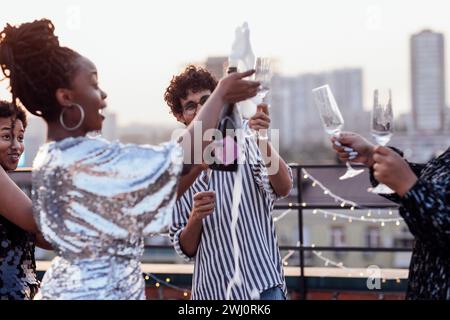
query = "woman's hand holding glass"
xmin=331 ymin=132 xmax=375 ymax=167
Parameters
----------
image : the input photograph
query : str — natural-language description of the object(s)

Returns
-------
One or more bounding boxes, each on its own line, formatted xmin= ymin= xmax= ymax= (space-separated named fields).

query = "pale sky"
xmin=1 ymin=0 xmax=449 ymax=126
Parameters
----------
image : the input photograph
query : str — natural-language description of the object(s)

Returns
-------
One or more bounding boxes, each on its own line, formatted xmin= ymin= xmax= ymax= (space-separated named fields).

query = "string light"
xmin=300 ymin=170 xmax=400 ymax=218
xmin=283 ymin=249 xmax=401 ymax=283
xmin=144 ymin=273 xmax=191 ymax=296
xmin=281 ymin=241 xmax=300 ymax=266
xmin=301 ymin=169 xmax=359 ymax=208
xmin=273 ymin=209 xmax=292 ymax=223
xmin=309 ymin=209 xmax=402 ymax=225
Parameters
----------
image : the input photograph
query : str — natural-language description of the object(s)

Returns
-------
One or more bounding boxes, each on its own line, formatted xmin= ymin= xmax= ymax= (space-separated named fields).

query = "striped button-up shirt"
xmin=170 ymin=124 xmax=292 ymax=300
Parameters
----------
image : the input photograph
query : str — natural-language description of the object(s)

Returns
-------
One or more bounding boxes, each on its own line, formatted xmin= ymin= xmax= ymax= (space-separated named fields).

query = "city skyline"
xmin=0 ymin=0 xmax=449 ymax=127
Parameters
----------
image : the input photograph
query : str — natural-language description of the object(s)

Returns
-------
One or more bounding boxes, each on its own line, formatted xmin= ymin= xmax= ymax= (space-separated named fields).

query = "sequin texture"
xmin=32 ymin=136 xmax=183 ymax=299
xmin=0 ymin=216 xmax=39 ymax=300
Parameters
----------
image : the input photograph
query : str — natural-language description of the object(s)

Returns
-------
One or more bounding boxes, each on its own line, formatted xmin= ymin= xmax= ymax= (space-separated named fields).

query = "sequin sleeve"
xmin=65 ymin=138 xmax=184 ymax=237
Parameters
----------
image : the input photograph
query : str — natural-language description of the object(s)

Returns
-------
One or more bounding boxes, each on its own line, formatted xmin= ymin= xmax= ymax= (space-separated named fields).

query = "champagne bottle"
xmin=209 ymin=66 xmax=240 ymax=172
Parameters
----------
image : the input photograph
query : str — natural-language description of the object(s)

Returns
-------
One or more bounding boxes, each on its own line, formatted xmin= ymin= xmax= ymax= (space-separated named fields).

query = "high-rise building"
xmin=410 ymin=29 xmax=446 ymax=133
xmin=270 ymin=68 xmax=366 ymax=157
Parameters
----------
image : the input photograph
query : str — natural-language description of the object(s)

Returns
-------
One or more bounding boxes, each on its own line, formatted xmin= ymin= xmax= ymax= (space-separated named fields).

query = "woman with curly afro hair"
xmin=0 ymin=18 xmax=259 ymax=299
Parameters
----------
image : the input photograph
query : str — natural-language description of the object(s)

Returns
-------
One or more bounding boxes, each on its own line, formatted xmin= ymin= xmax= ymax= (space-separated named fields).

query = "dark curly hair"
xmin=164 ymin=65 xmax=218 ymax=117
xmin=0 ymin=100 xmax=27 ymax=128
xmin=0 ymin=18 xmax=81 ymax=121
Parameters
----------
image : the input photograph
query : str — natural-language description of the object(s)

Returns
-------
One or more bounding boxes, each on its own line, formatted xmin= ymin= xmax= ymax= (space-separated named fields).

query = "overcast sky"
xmin=1 ymin=0 xmax=449 ymax=126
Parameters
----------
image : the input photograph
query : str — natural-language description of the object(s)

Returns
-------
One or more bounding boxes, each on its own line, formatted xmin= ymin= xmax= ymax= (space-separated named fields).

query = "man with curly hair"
xmin=165 ymin=65 xmax=293 ymax=300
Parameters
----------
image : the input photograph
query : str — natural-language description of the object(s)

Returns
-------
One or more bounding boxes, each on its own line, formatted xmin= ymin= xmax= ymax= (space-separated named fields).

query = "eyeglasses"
xmin=182 ymin=94 xmax=210 ymax=116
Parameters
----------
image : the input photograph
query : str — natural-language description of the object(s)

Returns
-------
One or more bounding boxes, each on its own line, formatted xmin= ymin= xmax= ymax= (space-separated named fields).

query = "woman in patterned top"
xmin=0 ymin=101 xmax=51 ymax=299
xmin=331 ymin=132 xmax=449 ymax=300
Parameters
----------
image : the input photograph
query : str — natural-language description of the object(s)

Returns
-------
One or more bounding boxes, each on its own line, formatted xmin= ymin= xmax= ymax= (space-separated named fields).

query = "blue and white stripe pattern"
xmin=170 ymin=123 xmax=292 ymax=300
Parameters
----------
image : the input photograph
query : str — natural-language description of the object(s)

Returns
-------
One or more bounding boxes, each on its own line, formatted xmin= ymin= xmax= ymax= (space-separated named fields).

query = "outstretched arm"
xmin=0 ymin=167 xmax=37 ymax=233
xmin=0 ymin=167 xmax=52 ymax=249
xmin=177 ymin=70 xmax=259 ymax=197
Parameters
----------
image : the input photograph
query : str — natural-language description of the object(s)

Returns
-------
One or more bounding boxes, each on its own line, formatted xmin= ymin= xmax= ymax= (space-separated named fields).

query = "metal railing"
xmin=11 ymin=165 xmax=412 ymax=299
xmin=142 ymin=164 xmax=412 ymax=299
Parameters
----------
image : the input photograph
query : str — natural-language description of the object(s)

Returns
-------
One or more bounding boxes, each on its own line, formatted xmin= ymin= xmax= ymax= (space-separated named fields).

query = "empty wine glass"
xmin=312 ymin=84 xmax=364 ymax=180
xmin=368 ymin=89 xmax=395 ymax=194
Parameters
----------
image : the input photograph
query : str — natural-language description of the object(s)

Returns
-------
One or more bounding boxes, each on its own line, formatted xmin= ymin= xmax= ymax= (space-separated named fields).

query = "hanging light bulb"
xmin=303 ymin=174 xmax=308 ymax=179
xmin=313 ymin=210 xmax=318 ymax=214
xmin=155 ymin=283 xmax=160 ymax=288
xmin=396 ymin=220 xmax=401 ymax=226
xmin=312 ymin=182 xmax=317 ymax=187
xmin=340 ymin=202 xmax=346 ymax=208
xmin=332 ymin=215 xmax=337 ymax=221
xmin=183 ymin=292 xmax=188 ymax=297
xmin=166 ymin=278 xmax=171 ymax=283
xmin=381 ymin=221 xmax=385 ymax=227
xmin=367 ymin=210 xmax=372 ymax=217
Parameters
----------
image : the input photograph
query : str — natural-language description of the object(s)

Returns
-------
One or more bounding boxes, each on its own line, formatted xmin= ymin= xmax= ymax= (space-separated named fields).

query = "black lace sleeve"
xmin=399 ymin=174 xmax=450 ymax=253
xmin=369 ymin=147 xmax=450 ymax=252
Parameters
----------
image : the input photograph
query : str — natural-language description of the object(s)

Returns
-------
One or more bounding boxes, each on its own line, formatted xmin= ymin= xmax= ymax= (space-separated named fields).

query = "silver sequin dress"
xmin=31 ymin=136 xmax=183 ymax=300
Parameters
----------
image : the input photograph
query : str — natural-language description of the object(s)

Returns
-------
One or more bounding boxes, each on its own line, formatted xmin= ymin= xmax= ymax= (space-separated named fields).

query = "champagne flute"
xmin=239 ymin=57 xmax=272 ymax=139
xmin=254 ymin=57 xmax=272 ymax=140
xmin=368 ymin=89 xmax=395 ymax=194
xmin=312 ymin=84 xmax=364 ymax=180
